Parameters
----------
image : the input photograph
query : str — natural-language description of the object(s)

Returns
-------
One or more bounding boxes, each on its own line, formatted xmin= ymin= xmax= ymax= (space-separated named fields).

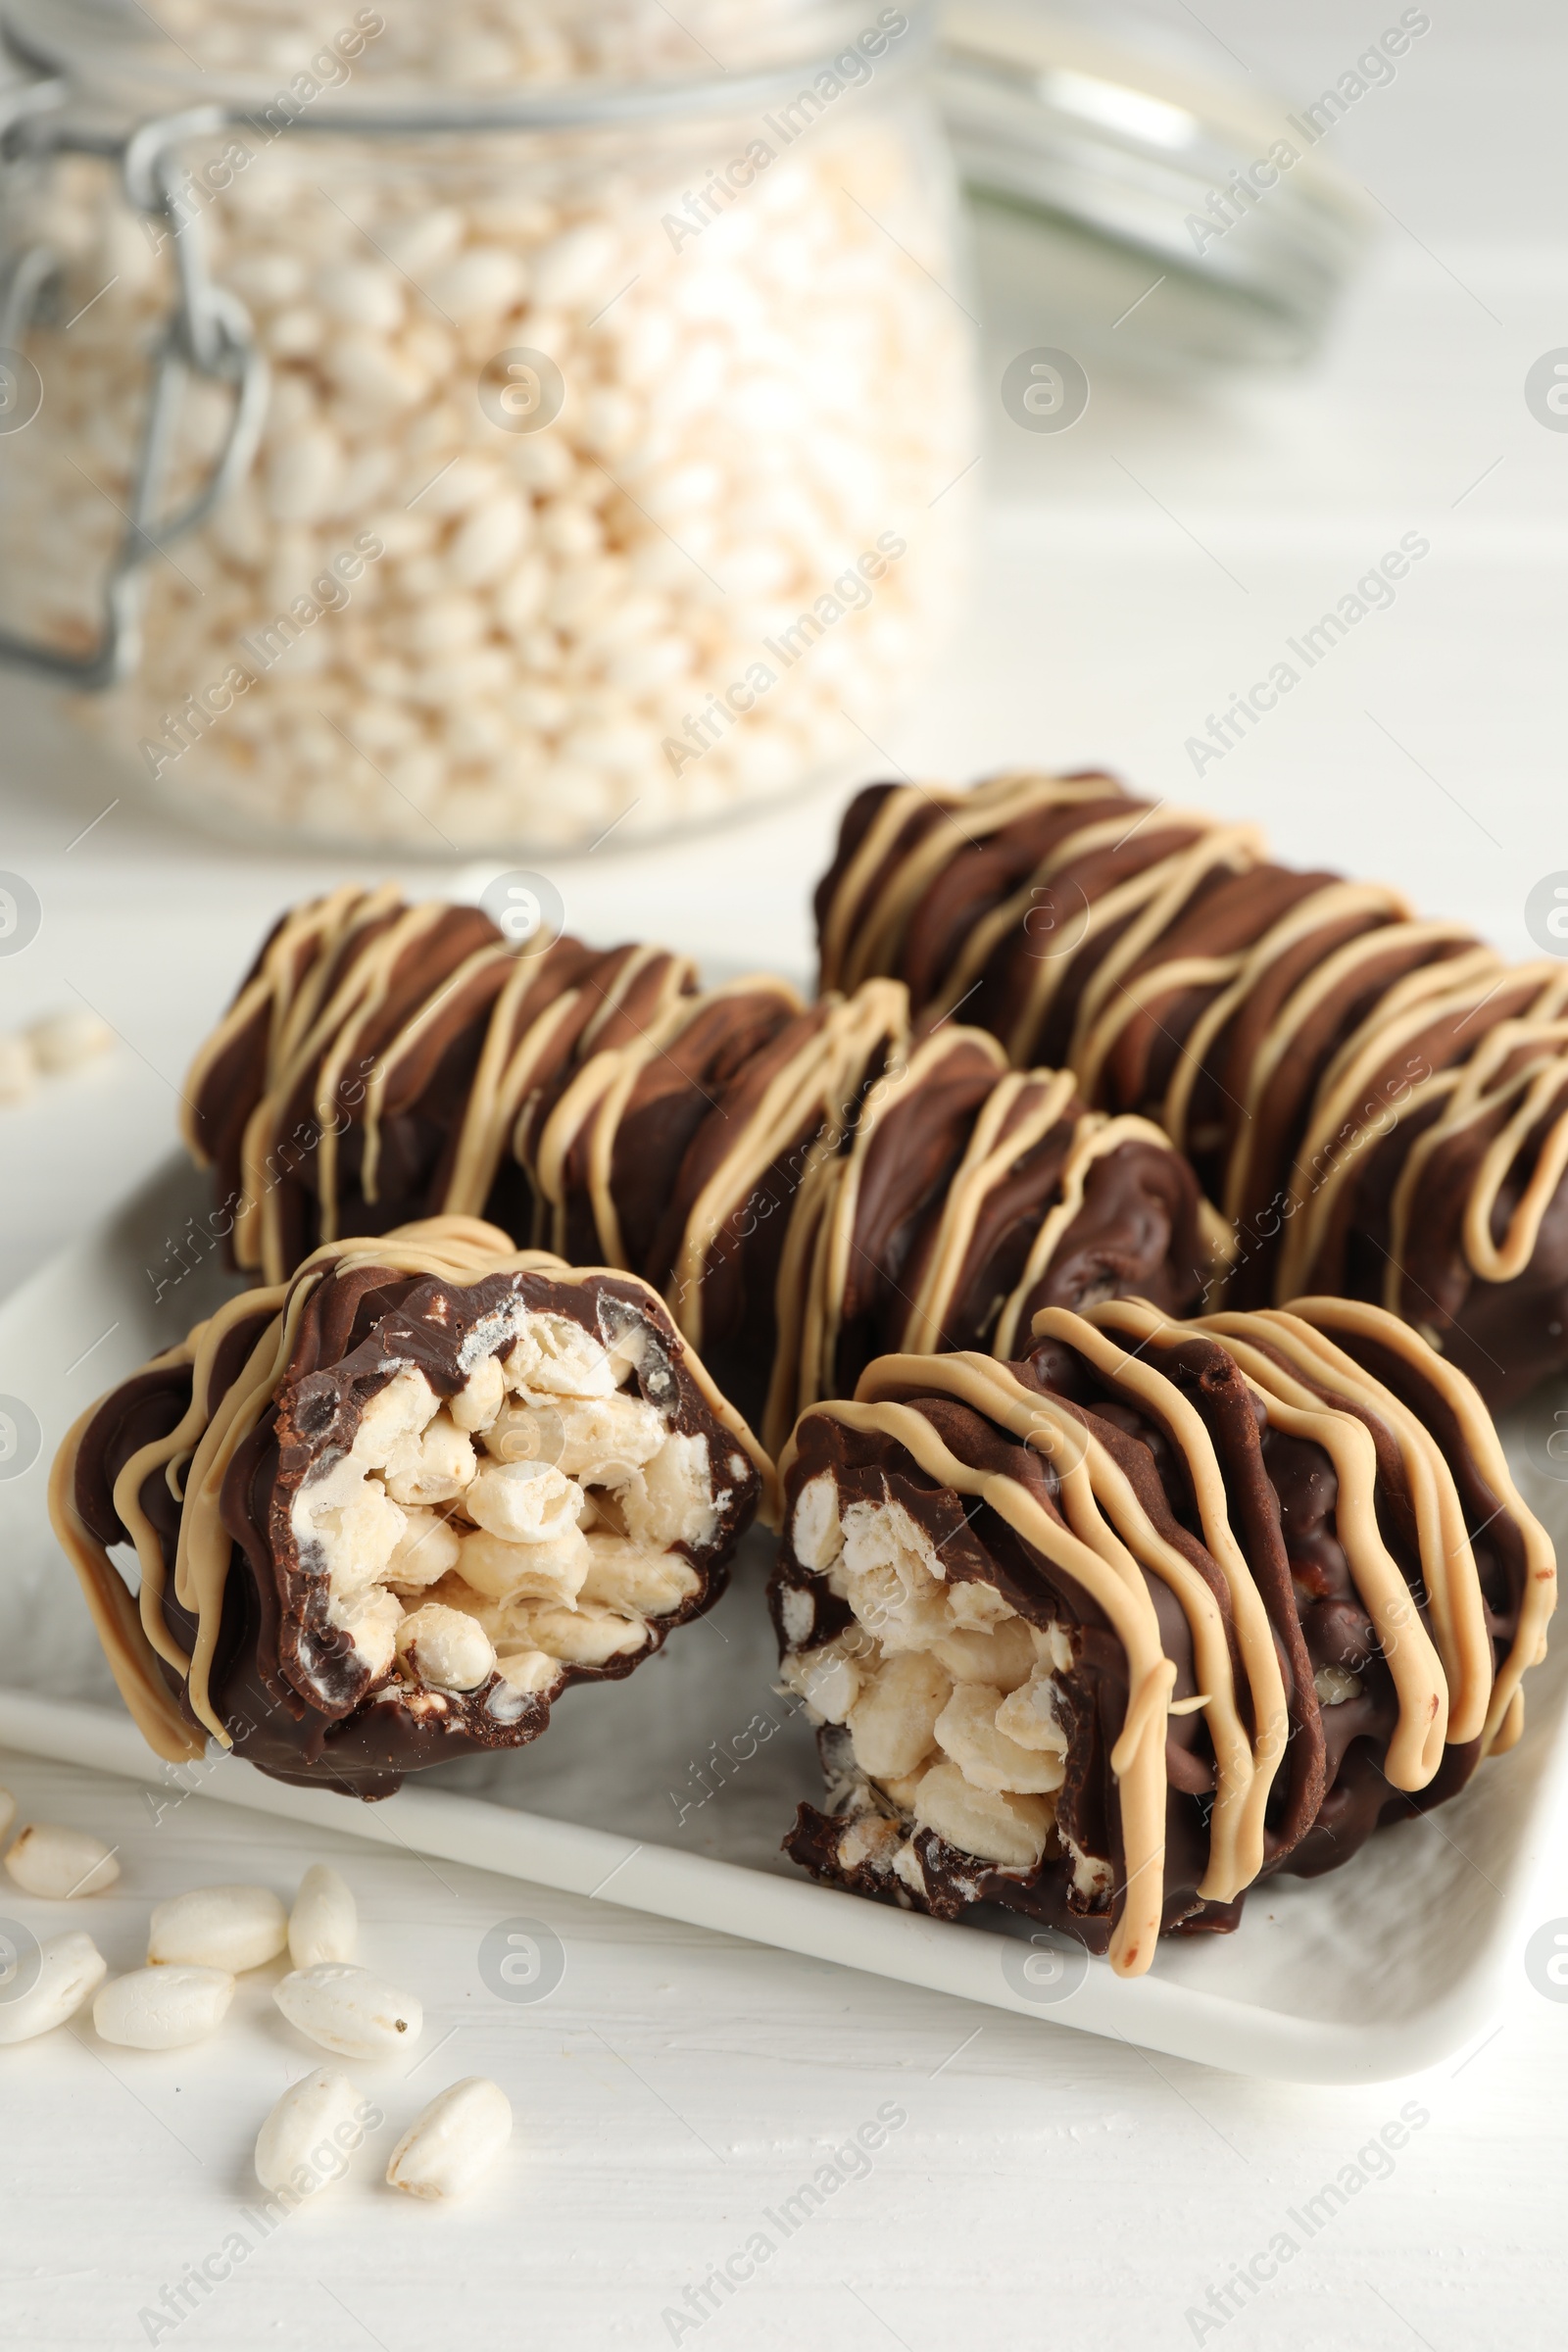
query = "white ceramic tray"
xmin=4 ymin=1150 xmax=1568 ymax=2084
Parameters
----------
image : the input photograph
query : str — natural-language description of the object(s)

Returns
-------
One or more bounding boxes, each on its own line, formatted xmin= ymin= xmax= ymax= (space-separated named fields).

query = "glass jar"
xmin=0 ymin=0 xmax=975 ymax=852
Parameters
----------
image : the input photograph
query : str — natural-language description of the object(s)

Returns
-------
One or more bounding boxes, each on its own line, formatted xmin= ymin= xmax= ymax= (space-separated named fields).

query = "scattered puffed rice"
xmin=0 ymin=1788 xmax=14 ymax=1842
xmin=272 ymin=1962 xmax=422 ymax=2059
xmin=0 ymin=1932 xmax=107 ymax=2045
xmin=25 ymin=1007 xmax=114 ymax=1075
xmin=288 ymin=1864 xmax=357 ymax=1968
xmin=5 ymin=1823 xmax=120 ymax=1899
xmin=94 ymin=1965 xmax=234 ymax=2048
xmin=255 ymin=2067 xmax=375 ymax=2196
xmin=385 ymin=2077 xmax=512 ymax=2201
xmin=147 ymin=1885 xmax=288 ymax=1974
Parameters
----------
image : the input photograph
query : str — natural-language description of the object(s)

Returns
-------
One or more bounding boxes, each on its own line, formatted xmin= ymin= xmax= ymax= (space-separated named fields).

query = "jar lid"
xmin=1 ymin=0 xmax=931 ymax=122
xmin=939 ymin=0 xmax=1370 ymax=361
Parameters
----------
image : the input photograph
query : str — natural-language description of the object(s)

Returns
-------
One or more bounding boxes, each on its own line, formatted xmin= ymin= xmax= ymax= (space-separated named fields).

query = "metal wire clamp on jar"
xmin=0 ymin=0 xmax=975 ymax=853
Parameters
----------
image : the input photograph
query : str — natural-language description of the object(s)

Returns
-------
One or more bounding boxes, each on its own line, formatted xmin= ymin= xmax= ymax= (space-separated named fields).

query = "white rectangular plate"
xmin=4 ymin=1150 xmax=1568 ymax=2083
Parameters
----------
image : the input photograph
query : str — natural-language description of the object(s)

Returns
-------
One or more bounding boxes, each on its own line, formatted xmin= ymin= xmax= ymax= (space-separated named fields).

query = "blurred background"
xmin=0 ymin=0 xmax=1562 ymax=1295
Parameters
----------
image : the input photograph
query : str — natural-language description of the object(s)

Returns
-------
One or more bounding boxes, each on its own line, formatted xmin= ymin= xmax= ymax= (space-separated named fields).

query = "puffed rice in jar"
xmin=0 ymin=0 xmax=975 ymax=852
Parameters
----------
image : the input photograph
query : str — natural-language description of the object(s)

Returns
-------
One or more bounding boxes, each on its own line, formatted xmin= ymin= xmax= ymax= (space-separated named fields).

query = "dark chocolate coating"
xmin=815 ymin=776 xmax=1568 ymax=1406
xmin=186 ymin=898 xmax=1209 ymax=1440
xmin=772 ymin=1318 xmax=1536 ymax=1952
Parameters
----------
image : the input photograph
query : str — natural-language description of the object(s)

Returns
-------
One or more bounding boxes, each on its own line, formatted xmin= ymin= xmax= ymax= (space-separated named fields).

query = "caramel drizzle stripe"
xmin=444 ymin=966 xmax=584 ymax=1218
xmin=802 ymin=1031 xmax=972 ymax=1414
xmin=859 ymin=1351 xmax=1261 ymax=1906
xmin=1220 ymin=920 xmax=1482 ymax=1227
xmin=232 ymin=1102 xmax=276 ymax=1274
xmin=1463 ymin=1050 xmax=1568 ymax=1285
xmin=1124 ymin=1306 xmax=1449 ymax=1787
xmin=1287 ymin=1296 xmax=1556 ymax=1753
xmin=668 ymin=983 xmax=908 ymax=1354
xmin=312 ymin=905 xmax=458 ymax=1250
xmin=110 ymin=1294 xmax=288 ymax=1681
xmin=48 ymin=1397 xmax=207 ymax=1766
xmin=581 ymin=980 xmax=805 ymax=1270
xmin=797 ymin=1152 xmax=855 ymax=1438
xmin=179 ymin=971 xmax=273 ymax=1170
xmin=841 ymin=776 xmax=1048 ymax=988
xmin=205 ymin=897 xmax=385 ymax=1266
xmin=762 ymin=1135 xmax=844 ymax=1460
xmin=990 ymin=1112 xmax=1182 ymax=1362
xmin=1202 ymin=1307 xmax=1493 ymax=1748
xmin=1222 ymin=926 xmax=1494 ymax=1242
xmin=1312 ymin=944 xmax=1520 ymax=1112
xmin=843 ymin=775 xmax=1122 ymax=999
xmin=1033 ymin=1304 xmax=1291 ymax=1875
xmin=1063 ymin=827 xmax=1267 ymax=1073
xmin=106 ymin=1231 xmax=513 ymax=1739
xmin=535 ymin=1034 xmax=669 ymax=1233
xmin=813 ymin=1028 xmax=1009 ymax=1383
xmin=789 ymin=983 xmax=927 ymax=1405
xmin=232 ymin=1089 xmax=280 ymax=1274
xmin=1045 ymin=1406 xmax=1253 ymax=1904
xmin=1382 ymin=1020 xmax=1568 ymax=1306
xmin=243 ymin=900 xmax=442 ymax=1279
xmin=272 ymin=887 xmax=389 ymax=1051
xmin=668 ymin=1029 xmax=842 ymax=1352
xmin=1244 ymin=918 xmax=1482 ymax=1122
xmin=271 ymin=884 xmax=408 ymax=1074
xmin=177 ymin=886 xmax=369 ymax=1165
xmin=925 ymin=801 xmax=1189 ymax=1032
xmin=900 ymin=1068 xmax=1077 ymax=1356
xmin=821 ymin=772 xmax=1081 ymax=997
xmin=1004 ymin=825 xmax=1258 ymax=1068
xmin=59 ymin=1229 xmax=557 ymax=1749
xmin=1073 ymin=955 xmax=1244 ymax=1110
xmin=1160 ymin=882 xmax=1409 ymax=1155
xmin=755 ymin=984 xmax=914 ymax=1396
xmin=358 ymin=941 xmax=518 ymax=1205
xmin=784 ymin=1386 xmax=1173 ymax=1977
xmin=234 ymin=885 xmax=412 ymax=1269
xmin=818 ymin=783 xmax=956 ymax=995
xmin=577 ymin=945 xmax=692 ymax=1056
xmin=1273 ymin=956 xmax=1519 ymax=1299
xmin=530 ymin=961 xmax=726 ymax=1249
xmin=175 ymin=1278 xmax=333 ymax=1737
xmin=1379 ymin=1063 xmax=1471 ymax=1314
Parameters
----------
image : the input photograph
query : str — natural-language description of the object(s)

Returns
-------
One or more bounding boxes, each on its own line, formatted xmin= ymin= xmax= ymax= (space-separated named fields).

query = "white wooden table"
xmin=4 ymin=4 xmax=1568 ymax=2343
